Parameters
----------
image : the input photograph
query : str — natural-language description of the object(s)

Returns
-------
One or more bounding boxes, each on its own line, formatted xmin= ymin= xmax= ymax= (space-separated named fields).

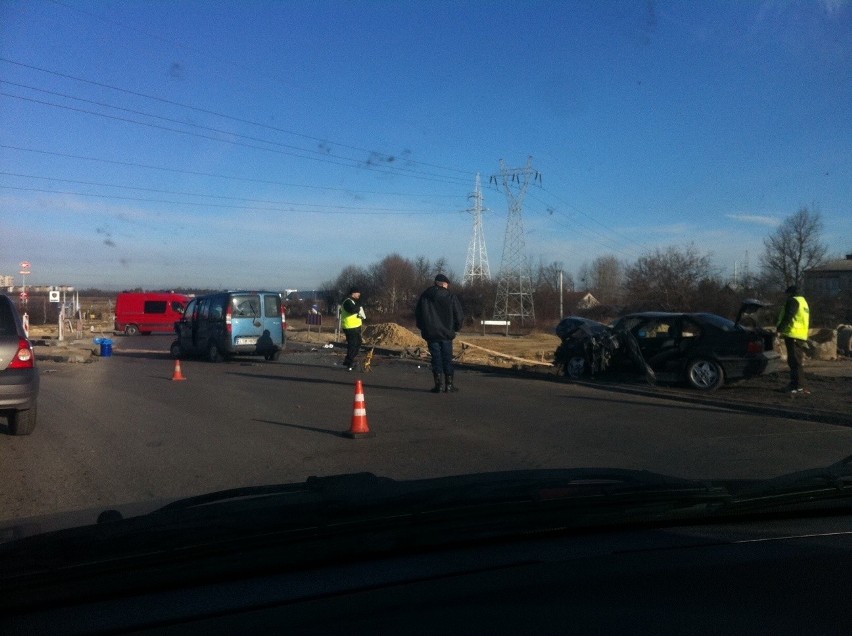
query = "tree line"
xmin=316 ymin=206 xmax=846 ymax=329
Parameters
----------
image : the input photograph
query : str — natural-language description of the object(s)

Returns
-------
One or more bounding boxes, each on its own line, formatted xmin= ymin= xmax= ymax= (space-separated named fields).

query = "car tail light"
xmin=9 ymin=338 xmax=35 ymax=369
xmin=746 ymin=340 xmax=764 ymax=354
xmin=226 ymin=304 xmax=233 ymax=335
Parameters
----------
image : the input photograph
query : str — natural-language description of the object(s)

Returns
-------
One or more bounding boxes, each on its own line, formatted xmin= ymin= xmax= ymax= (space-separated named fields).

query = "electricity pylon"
xmin=463 ymin=173 xmax=491 ymax=285
xmin=492 ymin=157 xmax=540 ymax=325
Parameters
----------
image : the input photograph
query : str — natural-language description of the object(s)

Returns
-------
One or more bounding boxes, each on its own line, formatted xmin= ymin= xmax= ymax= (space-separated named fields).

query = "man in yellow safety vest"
xmin=340 ymin=287 xmax=365 ymax=371
xmin=776 ymin=285 xmax=810 ymax=394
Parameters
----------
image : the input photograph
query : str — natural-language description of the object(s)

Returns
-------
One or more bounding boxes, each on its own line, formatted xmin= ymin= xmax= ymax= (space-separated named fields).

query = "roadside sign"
xmin=49 ymin=291 xmax=60 ymax=302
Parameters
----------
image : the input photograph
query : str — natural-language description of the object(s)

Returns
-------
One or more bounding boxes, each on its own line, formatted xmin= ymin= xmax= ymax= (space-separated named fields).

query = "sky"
xmin=1 ymin=0 xmax=850 ymax=292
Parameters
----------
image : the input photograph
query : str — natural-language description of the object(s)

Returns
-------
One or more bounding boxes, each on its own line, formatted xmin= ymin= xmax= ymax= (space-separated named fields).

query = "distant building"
xmin=804 ymin=255 xmax=852 ymax=298
xmin=563 ymin=291 xmax=600 ymax=312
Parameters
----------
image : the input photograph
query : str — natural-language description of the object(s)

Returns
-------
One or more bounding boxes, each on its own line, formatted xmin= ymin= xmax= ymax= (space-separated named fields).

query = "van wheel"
xmin=170 ymin=340 xmax=183 ymax=359
xmin=125 ymin=324 xmax=139 ymax=336
xmin=207 ymin=341 xmax=222 ymax=363
xmin=9 ymin=407 xmax=37 ymax=436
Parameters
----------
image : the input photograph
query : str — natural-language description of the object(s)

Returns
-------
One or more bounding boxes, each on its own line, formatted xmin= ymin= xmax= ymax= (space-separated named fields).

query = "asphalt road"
xmin=3 ymin=335 xmax=852 ymax=524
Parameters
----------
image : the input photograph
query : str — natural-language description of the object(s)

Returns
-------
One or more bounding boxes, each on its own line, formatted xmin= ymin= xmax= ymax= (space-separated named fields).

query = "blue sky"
xmin=1 ymin=0 xmax=850 ymax=291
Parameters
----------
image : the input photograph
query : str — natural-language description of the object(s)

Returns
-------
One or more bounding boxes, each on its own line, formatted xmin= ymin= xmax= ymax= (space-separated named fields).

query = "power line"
xmin=0 ymin=57 xmax=471 ymax=177
xmin=0 ymin=144 xmax=460 ymax=199
xmin=0 ymin=185 xmax=458 ymax=216
xmin=0 ymin=91 xmax=471 ymax=186
xmin=0 ymin=172 xmax=452 ymax=212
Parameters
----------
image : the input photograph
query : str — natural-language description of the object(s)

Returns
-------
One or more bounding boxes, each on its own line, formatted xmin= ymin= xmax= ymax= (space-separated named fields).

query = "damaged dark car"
xmin=555 ymin=301 xmax=782 ymax=390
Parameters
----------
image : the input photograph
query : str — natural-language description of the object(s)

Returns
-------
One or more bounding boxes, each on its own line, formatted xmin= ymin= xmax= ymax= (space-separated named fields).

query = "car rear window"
xmin=232 ymin=296 xmax=260 ymax=318
xmin=0 ymin=299 xmax=17 ymax=336
xmin=695 ymin=313 xmax=737 ymax=331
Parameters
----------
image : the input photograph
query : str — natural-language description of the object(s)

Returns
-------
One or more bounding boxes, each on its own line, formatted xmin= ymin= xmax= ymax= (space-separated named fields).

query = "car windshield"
xmin=2 ymin=0 xmax=851 ymax=583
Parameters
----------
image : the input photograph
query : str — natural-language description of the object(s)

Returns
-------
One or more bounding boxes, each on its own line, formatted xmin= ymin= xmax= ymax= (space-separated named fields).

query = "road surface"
xmin=3 ymin=336 xmax=851 ymax=523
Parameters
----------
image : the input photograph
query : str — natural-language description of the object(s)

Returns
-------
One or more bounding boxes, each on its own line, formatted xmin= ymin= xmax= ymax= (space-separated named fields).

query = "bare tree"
xmin=577 ymin=255 xmax=624 ymax=305
xmin=624 ymin=244 xmax=718 ymax=311
xmin=368 ymin=253 xmax=418 ymax=315
xmin=533 ymin=260 xmax=572 ymax=321
xmin=760 ymin=207 xmax=828 ymax=288
xmin=333 ymin=265 xmax=370 ymax=301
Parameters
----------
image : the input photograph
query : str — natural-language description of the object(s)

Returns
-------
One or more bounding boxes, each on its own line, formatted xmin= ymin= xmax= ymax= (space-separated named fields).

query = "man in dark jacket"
xmin=415 ymin=274 xmax=464 ymax=393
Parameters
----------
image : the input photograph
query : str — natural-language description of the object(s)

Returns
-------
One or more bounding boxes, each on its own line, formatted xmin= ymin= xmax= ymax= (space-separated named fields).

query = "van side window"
xmin=143 ymin=301 xmax=167 ymax=314
xmin=171 ymin=301 xmax=185 ymax=314
xmin=264 ymin=295 xmax=280 ymax=318
xmin=209 ymin=297 xmax=225 ymax=320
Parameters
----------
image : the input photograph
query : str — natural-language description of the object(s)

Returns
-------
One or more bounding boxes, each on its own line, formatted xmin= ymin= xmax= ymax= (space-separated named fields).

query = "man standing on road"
xmin=340 ymin=287 xmax=365 ymax=371
xmin=776 ymin=284 xmax=810 ymax=394
xmin=416 ymin=274 xmax=464 ymax=393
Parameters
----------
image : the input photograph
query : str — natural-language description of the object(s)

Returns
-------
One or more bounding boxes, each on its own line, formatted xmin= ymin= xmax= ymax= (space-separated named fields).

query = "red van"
xmin=115 ymin=292 xmax=190 ymax=336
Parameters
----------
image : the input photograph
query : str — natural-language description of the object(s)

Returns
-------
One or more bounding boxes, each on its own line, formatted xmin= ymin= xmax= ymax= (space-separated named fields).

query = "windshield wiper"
xmin=721 ymin=455 xmax=852 ymax=513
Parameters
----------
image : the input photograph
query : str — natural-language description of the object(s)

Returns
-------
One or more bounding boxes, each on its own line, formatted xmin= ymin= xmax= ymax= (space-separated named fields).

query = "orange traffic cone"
xmin=172 ymin=359 xmax=187 ymax=381
xmin=343 ymin=380 xmax=374 ymax=438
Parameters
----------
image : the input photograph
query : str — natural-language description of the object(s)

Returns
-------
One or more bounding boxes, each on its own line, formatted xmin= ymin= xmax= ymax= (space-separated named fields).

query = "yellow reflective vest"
xmin=777 ymin=296 xmax=809 ymax=341
xmin=340 ymin=297 xmax=362 ymax=330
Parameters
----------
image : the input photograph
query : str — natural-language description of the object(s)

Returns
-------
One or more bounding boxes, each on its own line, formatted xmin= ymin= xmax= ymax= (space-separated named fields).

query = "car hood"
xmin=3 ymin=460 xmax=852 ymax=552
xmin=2 ymin=463 xmax=851 ymax=612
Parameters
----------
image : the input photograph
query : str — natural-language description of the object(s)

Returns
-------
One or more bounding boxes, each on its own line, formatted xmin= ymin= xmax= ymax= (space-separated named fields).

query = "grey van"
xmin=171 ymin=291 xmax=286 ymax=362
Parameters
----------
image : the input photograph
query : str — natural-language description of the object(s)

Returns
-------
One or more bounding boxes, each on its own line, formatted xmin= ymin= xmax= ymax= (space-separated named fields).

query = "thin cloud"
xmin=726 ymin=214 xmax=780 ymax=227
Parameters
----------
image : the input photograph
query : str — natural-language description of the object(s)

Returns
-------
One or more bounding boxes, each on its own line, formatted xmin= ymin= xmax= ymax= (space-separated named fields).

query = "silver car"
xmin=0 ymin=295 xmax=39 ymax=435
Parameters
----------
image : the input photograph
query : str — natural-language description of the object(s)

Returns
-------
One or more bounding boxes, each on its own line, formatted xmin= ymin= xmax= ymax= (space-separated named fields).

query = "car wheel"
xmin=686 ymin=358 xmax=724 ymax=391
xmin=125 ymin=324 xmax=139 ymax=336
xmin=9 ymin=407 xmax=36 ymax=436
xmin=207 ymin=341 xmax=222 ymax=363
xmin=565 ymin=356 xmax=587 ymax=379
xmin=269 ymin=349 xmax=281 ymax=362
xmin=170 ymin=340 xmax=182 ymax=359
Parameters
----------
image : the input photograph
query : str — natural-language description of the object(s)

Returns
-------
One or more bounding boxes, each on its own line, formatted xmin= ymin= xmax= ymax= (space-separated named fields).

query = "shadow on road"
xmin=252 ymin=419 xmax=352 ymax=438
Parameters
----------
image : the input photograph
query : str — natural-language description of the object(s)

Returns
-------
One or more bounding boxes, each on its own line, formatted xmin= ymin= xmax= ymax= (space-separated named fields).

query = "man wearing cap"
xmin=416 ymin=274 xmax=464 ymax=393
xmin=776 ymin=284 xmax=810 ymax=394
xmin=340 ymin=287 xmax=364 ymax=371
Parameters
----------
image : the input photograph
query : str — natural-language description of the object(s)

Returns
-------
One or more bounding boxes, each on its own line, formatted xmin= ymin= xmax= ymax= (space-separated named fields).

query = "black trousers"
xmin=784 ymin=336 xmax=805 ymax=389
xmin=343 ymin=327 xmax=362 ymax=367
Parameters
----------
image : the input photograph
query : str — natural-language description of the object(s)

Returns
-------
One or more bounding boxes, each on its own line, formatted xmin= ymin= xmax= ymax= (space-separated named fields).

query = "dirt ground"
xmin=290 ymin=322 xmax=558 ymax=367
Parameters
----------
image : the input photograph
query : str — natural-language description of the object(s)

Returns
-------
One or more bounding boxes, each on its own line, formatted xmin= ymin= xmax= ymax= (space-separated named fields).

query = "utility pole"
xmin=492 ymin=157 xmax=539 ymax=326
xmin=463 ymin=173 xmax=491 ymax=285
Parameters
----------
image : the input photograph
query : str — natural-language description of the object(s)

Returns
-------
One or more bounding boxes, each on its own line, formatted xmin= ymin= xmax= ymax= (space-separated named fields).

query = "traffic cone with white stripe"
xmin=343 ymin=380 xmax=374 ymax=438
xmin=172 ymin=358 xmax=187 ymax=381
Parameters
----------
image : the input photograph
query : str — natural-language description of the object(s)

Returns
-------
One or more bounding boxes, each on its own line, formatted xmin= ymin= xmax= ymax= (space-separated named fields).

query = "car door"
xmin=176 ymin=298 xmax=198 ymax=353
xmin=229 ymin=293 xmax=263 ymax=348
xmin=633 ymin=317 xmax=680 ymax=371
xmin=260 ymin=293 xmax=283 ymax=347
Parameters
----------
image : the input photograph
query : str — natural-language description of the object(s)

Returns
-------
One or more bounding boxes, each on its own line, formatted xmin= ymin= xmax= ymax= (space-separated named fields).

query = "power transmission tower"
xmin=463 ymin=173 xmax=491 ymax=285
xmin=491 ymin=157 xmax=540 ymax=325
